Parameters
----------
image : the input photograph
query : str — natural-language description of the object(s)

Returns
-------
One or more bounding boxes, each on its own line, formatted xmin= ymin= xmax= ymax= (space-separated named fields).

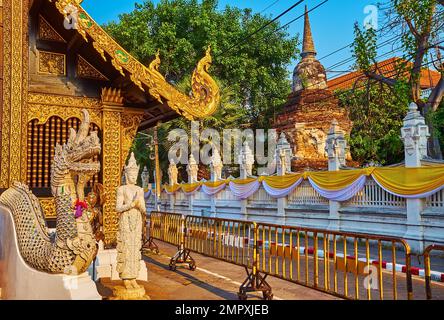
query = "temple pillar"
xmin=101 ymin=105 xmax=122 ymax=247
xmin=0 ymin=0 xmax=29 ymax=188
xmin=100 ymin=88 xmax=144 ymax=247
xmin=401 ymin=102 xmax=429 ymax=253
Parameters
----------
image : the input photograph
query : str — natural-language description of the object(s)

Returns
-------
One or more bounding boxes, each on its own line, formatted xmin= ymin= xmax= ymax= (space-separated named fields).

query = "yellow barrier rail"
xmin=254 ymin=223 xmax=413 ymax=300
xmin=148 ymin=211 xmax=184 ymax=246
xmin=184 ymin=216 xmax=255 ymax=268
xmin=145 ymin=211 xmax=196 ymax=270
xmin=146 ymin=212 xmax=416 ymax=300
xmin=423 ymin=244 xmax=444 ymax=300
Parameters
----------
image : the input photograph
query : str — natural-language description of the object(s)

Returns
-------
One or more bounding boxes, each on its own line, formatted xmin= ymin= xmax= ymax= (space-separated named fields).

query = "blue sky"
xmin=82 ymin=0 xmax=395 ymax=80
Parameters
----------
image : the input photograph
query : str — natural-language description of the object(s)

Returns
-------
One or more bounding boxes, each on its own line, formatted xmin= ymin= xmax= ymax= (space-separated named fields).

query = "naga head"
xmin=51 ymin=109 xmax=101 ymax=200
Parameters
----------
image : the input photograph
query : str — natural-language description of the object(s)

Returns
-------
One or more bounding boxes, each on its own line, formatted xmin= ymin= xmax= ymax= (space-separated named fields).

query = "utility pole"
xmin=153 ymin=121 xmax=162 ymax=211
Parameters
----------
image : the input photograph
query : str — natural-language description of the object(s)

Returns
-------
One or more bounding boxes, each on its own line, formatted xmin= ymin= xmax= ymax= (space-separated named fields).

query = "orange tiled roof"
xmin=327 ymin=57 xmax=441 ymax=91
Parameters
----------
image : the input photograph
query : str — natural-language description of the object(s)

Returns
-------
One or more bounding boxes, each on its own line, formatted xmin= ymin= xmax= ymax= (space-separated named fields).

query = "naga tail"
xmin=0 ymin=182 xmax=80 ymax=273
xmin=0 ymin=182 xmax=53 ymax=271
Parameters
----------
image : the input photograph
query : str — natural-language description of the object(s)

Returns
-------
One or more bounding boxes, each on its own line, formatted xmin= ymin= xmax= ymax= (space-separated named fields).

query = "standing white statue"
xmin=141 ymin=166 xmax=150 ymax=189
xmin=210 ymin=147 xmax=223 ymax=182
xmin=114 ymin=152 xmax=148 ymax=299
xmin=168 ymin=159 xmax=178 ymax=185
xmin=240 ymin=141 xmax=255 ymax=179
xmin=187 ymin=153 xmax=199 ymax=183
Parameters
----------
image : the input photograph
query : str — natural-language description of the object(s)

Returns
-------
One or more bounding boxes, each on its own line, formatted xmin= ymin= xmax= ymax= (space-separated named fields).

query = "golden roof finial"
xmin=302 ymin=5 xmax=316 ymax=58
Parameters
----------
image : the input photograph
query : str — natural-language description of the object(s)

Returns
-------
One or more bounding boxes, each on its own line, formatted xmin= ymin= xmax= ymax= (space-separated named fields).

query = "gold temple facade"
xmin=0 ymin=0 xmax=219 ymax=246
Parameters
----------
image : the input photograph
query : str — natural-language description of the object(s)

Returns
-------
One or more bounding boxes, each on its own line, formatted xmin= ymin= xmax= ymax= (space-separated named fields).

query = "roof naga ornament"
xmin=50 ymin=0 xmax=220 ymax=120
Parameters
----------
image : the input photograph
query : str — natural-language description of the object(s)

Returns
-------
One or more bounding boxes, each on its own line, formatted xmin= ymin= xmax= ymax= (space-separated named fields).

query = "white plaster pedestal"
xmin=0 ymin=205 xmax=101 ymax=300
xmin=95 ymin=242 xmax=148 ymax=282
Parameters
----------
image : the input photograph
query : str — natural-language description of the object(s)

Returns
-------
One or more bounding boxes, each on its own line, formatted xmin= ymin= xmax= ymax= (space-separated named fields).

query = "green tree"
xmin=105 ymin=0 xmax=298 ymax=181
xmin=338 ymin=83 xmax=408 ymax=165
xmin=104 ymin=0 xmax=299 ymax=130
xmin=352 ymin=0 xmax=444 ymax=158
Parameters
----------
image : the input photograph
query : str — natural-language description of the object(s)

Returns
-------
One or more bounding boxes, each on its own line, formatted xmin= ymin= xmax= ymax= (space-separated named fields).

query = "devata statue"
xmin=85 ymin=183 xmax=106 ymax=243
xmin=115 ymin=152 xmax=147 ymax=292
xmin=0 ymin=110 xmax=101 ymax=274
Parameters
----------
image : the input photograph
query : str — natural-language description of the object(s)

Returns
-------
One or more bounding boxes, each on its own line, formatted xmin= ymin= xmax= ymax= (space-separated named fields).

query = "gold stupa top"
xmin=301 ymin=5 xmax=316 ymax=58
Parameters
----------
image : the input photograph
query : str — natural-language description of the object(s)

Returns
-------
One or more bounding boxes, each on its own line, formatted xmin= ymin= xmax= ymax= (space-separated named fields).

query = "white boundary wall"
xmin=154 ymin=181 xmax=444 ymax=253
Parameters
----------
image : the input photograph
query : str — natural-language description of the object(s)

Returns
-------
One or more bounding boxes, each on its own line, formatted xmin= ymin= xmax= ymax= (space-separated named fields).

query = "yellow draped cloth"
xmin=263 ymin=174 xmax=303 ymax=189
xmin=230 ymin=177 xmax=258 ymax=185
xmin=202 ymin=180 xmax=228 ymax=188
xmin=164 ymin=184 xmax=181 ymax=193
xmin=162 ymin=166 xmax=444 ymax=198
xmin=371 ymin=166 xmax=444 ymax=196
xmin=306 ymin=169 xmax=368 ymax=191
xmin=181 ymin=182 xmax=202 ymax=193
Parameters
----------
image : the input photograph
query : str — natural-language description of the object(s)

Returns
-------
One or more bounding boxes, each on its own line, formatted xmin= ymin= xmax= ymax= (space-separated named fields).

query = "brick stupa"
xmin=274 ymin=6 xmax=353 ymax=171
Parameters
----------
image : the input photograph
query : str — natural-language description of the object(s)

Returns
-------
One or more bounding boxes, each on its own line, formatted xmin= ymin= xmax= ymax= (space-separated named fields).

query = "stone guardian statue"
xmin=113 ymin=152 xmax=148 ymax=299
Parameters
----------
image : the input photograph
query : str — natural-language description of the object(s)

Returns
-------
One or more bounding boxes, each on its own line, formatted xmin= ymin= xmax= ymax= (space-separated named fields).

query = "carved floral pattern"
xmin=39 ymin=198 xmax=57 ymax=218
xmin=37 ymin=50 xmax=66 ymax=76
xmin=120 ymin=113 xmax=144 ymax=168
xmin=38 ymin=15 xmax=66 ymax=42
xmin=77 ymin=55 xmax=108 ymax=81
xmin=102 ymin=110 xmax=121 ymax=246
xmin=1 ymin=0 xmax=29 ymax=187
xmin=28 ymin=93 xmax=102 ymax=127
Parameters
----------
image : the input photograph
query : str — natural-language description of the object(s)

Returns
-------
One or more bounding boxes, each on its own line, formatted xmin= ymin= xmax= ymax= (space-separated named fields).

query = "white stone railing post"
xmin=325 ymin=120 xmax=347 ymax=231
xmin=275 ymin=133 xmax=292 ymax=222
xmin=401 ymin=102 xmax=429 ymax=252
xmin=239 ymin=141 xmax=254 ymax=217
xmin=209 ymin=147 xmax=223 ymax=217
xmin=167 ymin=160 xmax=178 ymax=212
xmin=187 ymin=154 xmax=199 ymax=216
xmin=141 ymin=166 xmax=149 ymax=189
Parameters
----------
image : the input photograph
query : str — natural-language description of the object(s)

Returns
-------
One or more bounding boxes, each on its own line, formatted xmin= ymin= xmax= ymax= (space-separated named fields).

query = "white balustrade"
xmin=343 ymin=179 xmax=406 ymax=208
xmin=148 ymin=177 xmax=444 ymax=247
xmin=287 ymin=181 xmax=329 ymax=206
xmin=160 ymin=191 xmax=168 ymax=202
xmin=157 ymin=179 xmax=415 ymax=209
xmin=216 ymin=189 xmax=237 ymax=201
xmin=174 ymin=191 xmax=189 ymax=205
xmin=426 ymin=189 xmax=444 ymax=209
xmin=249 ymin=186 xmax=277 ymax=205
xmin=194 ymin=191 xmax=210 ymax=201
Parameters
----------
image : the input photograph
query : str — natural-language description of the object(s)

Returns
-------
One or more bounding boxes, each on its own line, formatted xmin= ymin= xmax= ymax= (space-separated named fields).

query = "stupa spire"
xmin=301 ymin=5 xmax=316 ymax=58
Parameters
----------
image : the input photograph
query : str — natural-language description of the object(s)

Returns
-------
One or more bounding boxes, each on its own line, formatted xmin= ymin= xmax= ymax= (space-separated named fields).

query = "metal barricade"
xmin=143 ymin=212 xmax=160 ymax=254
xmin=144 ymin=212 xmax=415 ymax=301
xmin=149 ymin=211 xmax=184 ymax=246
xmin=144 ymin=211 xmax=195 ymax=270
xmin=184 ymin=216 xmax=254 ymax=268
xmin=184 ymin=215 xmax=259 ymax=299
xmin=253 ymin=223 xmax=413 ymax=300
xmin=423 ymin=244 xmax=444 ymax=300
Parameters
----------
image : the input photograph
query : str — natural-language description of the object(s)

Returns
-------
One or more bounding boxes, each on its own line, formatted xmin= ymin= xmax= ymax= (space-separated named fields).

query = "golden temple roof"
xmin=49 ymin=0 xmax=220 ymax=121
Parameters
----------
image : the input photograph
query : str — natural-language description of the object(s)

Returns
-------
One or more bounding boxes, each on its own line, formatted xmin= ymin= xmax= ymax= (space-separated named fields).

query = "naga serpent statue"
xmin=0 ymin=109 xmax=101 ymax=274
